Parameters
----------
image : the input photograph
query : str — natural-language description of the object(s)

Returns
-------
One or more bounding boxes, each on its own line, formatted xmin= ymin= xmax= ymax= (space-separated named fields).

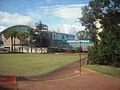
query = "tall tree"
xmin=27 ymin=28 xmax=35 ymax=53
xmin=35 ymin=21 xmax=48 ymax=53
xmin=80 ymin=0 xmax=120 ymax=66
xmin=13 ymin=30 xmax=18 ymax=52
xmin=76 ymin=30 xmax=90 ymax=40
xmin=17 ymin=32 xmax=28 ymax=52
xmin=3 ymin=28 xmax=17 ymax=52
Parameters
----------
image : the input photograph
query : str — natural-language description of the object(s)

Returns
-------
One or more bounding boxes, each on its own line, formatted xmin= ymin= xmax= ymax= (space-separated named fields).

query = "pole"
xmin=79 ymin=44 xmax=82 ymax=75
xmin=40 ymin=31 xmax=42 ymax=53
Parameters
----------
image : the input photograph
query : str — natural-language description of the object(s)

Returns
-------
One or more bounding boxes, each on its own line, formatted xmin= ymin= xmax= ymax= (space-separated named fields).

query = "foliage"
xmin=3 ymin=21 xmax=49 ymax=53
xmin=27 ymin=28 xmax=35 ymax=46
xmin=76 ymin=30 xmax=90 ymax=40
xmin=35 ymin=21 xmax=49 ymax=48
xmin=3 ymin=28 xmax=18 ymax=52
xmin=80 ymin=0 xmax=120 ymax=67
xmin=0 ymin=40 xmax=3 ymax=45
xmin=17 ymin=32 xmax=28 ymax=43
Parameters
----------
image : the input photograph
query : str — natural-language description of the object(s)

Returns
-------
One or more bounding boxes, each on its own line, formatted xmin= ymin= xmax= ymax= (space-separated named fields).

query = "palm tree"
xmin=27 ymin=28 xmax=35 ymax=53
xmin=35 ymin=21 xmax=48 ymax=53
xmin=3 ymin=28 xmax=17 ymax=52
xmin=13 ymin=30 xmax=18 ymax=52
xmin=17 ymin=32 xmax=28 ymax=52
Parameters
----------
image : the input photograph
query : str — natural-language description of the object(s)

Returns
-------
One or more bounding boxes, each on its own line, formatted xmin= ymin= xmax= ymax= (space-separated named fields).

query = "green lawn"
xmin=85 ymin=65 xmax=120 ymax=79
xmin=0 ymin=54 xmax=84 ymax=76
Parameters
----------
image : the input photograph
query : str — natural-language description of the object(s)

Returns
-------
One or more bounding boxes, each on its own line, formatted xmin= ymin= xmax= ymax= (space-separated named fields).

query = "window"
xmin=62 ymin=35 xmax=64 ymax=39
xmin=66 ymin=35 xmax=69 ymax=38
xmin=54 ymin=35 xmax=56 ymax=38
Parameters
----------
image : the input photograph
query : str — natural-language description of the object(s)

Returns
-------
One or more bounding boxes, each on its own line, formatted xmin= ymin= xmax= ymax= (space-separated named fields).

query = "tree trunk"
xmin=31 ymin=46 xmax=32 ymax=53
xmin=30 ymin=39 xmax=32 ymax=53
xmin=19 ymin=40 xmax=21 ymax=52
xmin=27 ymin=45 xmax=29 ymax=53
xmin=11 ymin=37 xmax=13 ymax=52
xmin=41 ymin=35 xmax=42 ymax=53
xmin=22 ymin=45 xmax=23 ymax=52
xmin=35 ymin=47 xmax=37 ymax=53
xmin=13 ymin=37 xmax=15 ymax=52
xmin=27 ymin=39 xmax=29 ymax=53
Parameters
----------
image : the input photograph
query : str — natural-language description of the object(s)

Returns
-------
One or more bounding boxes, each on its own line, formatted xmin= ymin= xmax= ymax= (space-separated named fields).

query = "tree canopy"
xmin=80 ymin=0 xmax=120 ymax=67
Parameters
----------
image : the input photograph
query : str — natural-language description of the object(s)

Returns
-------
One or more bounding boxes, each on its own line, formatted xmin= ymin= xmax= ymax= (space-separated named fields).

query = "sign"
xmin=0 ymin=76 xmax=18 ymax=90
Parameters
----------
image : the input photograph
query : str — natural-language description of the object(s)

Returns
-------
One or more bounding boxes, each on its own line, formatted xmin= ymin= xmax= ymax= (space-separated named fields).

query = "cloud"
xmin=0 ymin=25 xmax=7 ymax=32
xmin=61 ymin=23 xmax=85 ymax=35
xmin=49 ymin=22 xmax=85 ymax=35
xmin=42 ymin=4 xmax=86 ymax=20
xmin=0 ymin=11 xmax=32 ymax=27
xmin=0 ymin=4 xmax=86 ymax=34
xmin=42 ymin=4 xmax=86 ymax=34
xmin=52 ymin=6 xmax=82 ymax=20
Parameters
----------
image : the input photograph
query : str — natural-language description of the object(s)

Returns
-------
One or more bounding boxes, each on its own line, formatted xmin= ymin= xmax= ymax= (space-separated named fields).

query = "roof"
xmin=1 ymin=25 xmax=30 ymax=34
xmin=1 ymin=25 xmax=75 ymax=37
xmin=49 ymin=31 xmax=75 ymax=37
xmin=67 ymin=40 xmax=90 ymax=43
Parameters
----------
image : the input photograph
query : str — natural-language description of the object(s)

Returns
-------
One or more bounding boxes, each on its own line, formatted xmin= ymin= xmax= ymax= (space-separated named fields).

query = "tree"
xmin=0 ymin=34 xmax=3 ymax=45
xmin=79 ymin=5 xmax=98 ymax=44
xmin=13 ymin=30 xmax=18 ymax=52
xmin=76 ymin=30 xmax=90 ymax=40
xmin=35 ymin=21 xmax=48 ymax=53
xmin=3 ymin=28 xmax=17 ymax=52
xmin=0 ymin=40 xmax=3 ymax=45
xmin=17 ymin=32 xmax=28 ymax=52
xmin=27 ymin=28 xmax=35 ymax=53
xmin=80 ymin=0 xmax=120 ymax=67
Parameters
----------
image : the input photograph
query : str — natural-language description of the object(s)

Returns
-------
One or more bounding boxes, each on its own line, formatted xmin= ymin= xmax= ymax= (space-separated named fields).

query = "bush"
xmin=88 ymin=40 xmax=120 ymax=67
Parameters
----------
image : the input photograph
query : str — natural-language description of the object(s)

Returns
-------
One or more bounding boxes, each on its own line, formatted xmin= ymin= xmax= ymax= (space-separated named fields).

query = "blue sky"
xmin=0 ymin=0 xmax=89 ymax=34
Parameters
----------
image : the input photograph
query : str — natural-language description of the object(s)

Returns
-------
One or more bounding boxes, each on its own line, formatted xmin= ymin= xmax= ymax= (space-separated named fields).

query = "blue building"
xmin=49 ymin=32 xmax=75 ymax=47
xmin=50 ymin=32 xmax=75 ymax=41
xmin=48 ymin=32 xmax=92 ymax=52
xmin=47 ymin=32 xmax=75 ymax=52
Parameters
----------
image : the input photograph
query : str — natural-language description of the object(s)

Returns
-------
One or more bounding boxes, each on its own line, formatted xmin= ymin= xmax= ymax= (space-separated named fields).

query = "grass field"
xmin=0 ymin=53 xmax=84 ymax=77
xmin=85 ymin=65 xmax=120 ymax=79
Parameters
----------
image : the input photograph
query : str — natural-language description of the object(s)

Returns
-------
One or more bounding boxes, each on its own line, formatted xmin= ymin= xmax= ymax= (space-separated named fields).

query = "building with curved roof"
xmin=2 ymin=25 xmax=30 ymax=34
xmin=1 ymin=25 xmax=30 ymax=52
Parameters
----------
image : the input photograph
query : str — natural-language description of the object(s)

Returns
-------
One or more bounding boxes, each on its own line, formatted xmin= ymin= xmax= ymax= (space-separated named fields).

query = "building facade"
xmin=1 ymin=25 xmax=92 ymax=52
xmin=1 ymin=25 xmax=75 ymax=53
xmin=1 ymin=25 xmax=30 ymax=52
xmin=50 ymin=32 xmax=75 ymax=41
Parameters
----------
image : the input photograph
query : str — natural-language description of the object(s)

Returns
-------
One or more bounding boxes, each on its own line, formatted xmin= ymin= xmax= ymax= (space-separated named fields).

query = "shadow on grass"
xmin=16 ymin=57 xmax=88 ymax=81
xmin=16 ymin=76 xmax=30 ymax=81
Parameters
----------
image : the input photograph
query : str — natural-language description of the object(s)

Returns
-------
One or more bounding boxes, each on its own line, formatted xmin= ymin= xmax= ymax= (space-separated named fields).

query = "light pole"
xmin=79 ymin=42 xmax=82 ymax=75
xmin=40 ymin=30 xmax=42 ymax=53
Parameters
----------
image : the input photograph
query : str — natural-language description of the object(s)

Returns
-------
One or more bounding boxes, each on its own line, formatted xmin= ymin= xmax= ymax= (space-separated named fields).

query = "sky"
xmin=0 ymin=0 xmax=89 ymax=35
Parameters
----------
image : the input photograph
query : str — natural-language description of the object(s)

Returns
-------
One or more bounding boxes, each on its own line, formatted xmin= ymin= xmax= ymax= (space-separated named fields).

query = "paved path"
xmin=18 ymin=68 xmax=120 ymax=90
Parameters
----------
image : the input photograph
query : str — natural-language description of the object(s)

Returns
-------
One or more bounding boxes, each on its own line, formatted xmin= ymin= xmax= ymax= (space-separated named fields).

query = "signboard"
xmin=0 ymin=76 xmax=18 ymax=90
